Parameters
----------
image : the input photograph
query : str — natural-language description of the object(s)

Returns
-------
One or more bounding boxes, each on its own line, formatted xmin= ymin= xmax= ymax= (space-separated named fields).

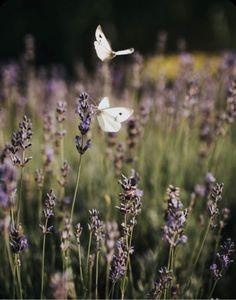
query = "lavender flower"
xmin=88 ymin=209 xmax=104 ymax=247
xmin=163 ymin=185 xmax=188 ymax=247
xmin=39 ymin=190 xmax=56 ymax=234
xmin=74 ymin=223 xmax=83 ymax=244
xmin=55 ymin=101 xmax=67 ymax=147
xmin=74 ymin=92 xmax=93 ymax=156
xmin=117 ymin=169 xmax=143 ymax=218
xmin=10 ymin=224 xmax=28 ymax=254
xmin=109 ymin=237 xmax=134 ymax=283
xmin=207 ymin=182 xmax=224 ymax=228
xmin=9 ymin=115 xmax=32 ymax=167
xmin=148 ymin=267 xmax=172 ymax=299
xmin=75 ymin=136 xmax=92 ymax=155
xmin=75 ymin=92 xmax=93 ymax=136
xmin=210 ymin=238 xmax=235 ymax=280
xmin=58 ymin=160 xmax=70 ymax=187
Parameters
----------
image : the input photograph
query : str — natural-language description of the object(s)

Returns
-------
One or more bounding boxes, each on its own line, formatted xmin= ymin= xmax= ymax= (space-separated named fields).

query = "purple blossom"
xmin=10 ymin=224 xmax=29 ymax=254
xmin=210 ymin=238 xmax=235 ymax=280
xmin=110 ymin=237 xmax=133 ymax=283
xmin=163 ymin=185 xmax=188 ymax=247
xmin=148 ymin=267 xmax=172 ymax=299
xmin=75 ymin=92 xmax=94 ymax=135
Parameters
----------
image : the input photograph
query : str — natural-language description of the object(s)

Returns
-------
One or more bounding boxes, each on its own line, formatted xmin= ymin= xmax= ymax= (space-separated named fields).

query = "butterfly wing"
xmin=98 ymin=97 xmax=110 ymax=110
xmin=115 ymin=48 xmax=135 ymax=56
xmin=94 ymin=25 xmax=114 ymax=61
xmin=94 ymin=41 xmax=113 ymax=61
xmin=95 ymin=25 xmax=112 ymax=51
xmin=103 ymin=107 xmax=134 ymax=122
xmin=97 ymin=111 xmax=121 ymax=132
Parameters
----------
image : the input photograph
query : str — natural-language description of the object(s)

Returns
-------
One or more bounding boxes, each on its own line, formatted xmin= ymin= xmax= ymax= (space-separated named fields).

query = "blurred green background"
xmin=0 ymin=0 xmax=236 ymax=72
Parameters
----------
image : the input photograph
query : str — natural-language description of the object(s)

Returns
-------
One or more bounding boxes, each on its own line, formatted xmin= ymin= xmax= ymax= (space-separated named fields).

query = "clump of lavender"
xmin=9 ymin=115 xmax=32 ymax=167
xmin=207 ymin=182 xmax=224 ymax=228
xmin=10 ymin=223 xmax=28 ymax=255
xmin=75 ymin=92 xmax=93 ymax=155
xmin=209 ymin=238 xmax=235 ymax=297
xmin=163 ymin=185 xmax=188 ymax=247
xmin=148 ymin=267 xmax=172 ymax=299
xmin=110 ymin=170 xmax=143 ymax=298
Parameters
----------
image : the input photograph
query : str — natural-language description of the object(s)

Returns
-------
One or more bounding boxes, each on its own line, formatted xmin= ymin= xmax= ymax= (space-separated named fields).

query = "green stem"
xmin=183 ymin=219 xmax=211 ymax=296
xmin=77 ymin=243 xmax=85 ymax=289
xmin=164 ymin=245 xmax=173 ymax=300
xmin=15 ymin=255 xmax=23 ymax=300
xmin=105 ymin=260 xmax=110 ymax=300
xmin=86 ymin=232 xmax=92 ymax=281
xmin=70 ymin=136 xmax=83 ymax=224
xmin=40 ymin=218 xmax=48 ymax=300
xmin=17 ymin=166 xmax=24 ymax=224
xmin=192 ymin=219 xmax=211 ymax=269
xmin=95 ymin=249 xmax=100 ymax=299
xmin=4 ymin=233 xmax=14 ymax=278
xmin=208 ymin=278 xmax=220 ymax=299
xmin=89 ymin=258 xmax=93 ymax=299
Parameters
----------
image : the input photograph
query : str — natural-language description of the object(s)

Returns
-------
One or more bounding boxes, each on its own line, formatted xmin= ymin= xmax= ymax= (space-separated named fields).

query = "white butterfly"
xmin=94 ymin=25 xmax=134 ymax=61
xmin=97 ymin=97 xmax=133 ymax=132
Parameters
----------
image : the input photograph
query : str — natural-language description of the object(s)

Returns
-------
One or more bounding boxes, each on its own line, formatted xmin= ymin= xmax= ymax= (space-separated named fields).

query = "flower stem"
xmin=70 ymin=137 xmax=83 ymax=224
xmin=15 ymin=254 xmax=22 ymax=300
xmin=105 ymin=260 xmax=110 ymax=300
xmin=77 ymin=243 xmax=85 ymax=289
xmin=208 ymin=278 xmax=220 ymax=299
xmin=95 ymin=249 xmax=100 ymax=299
xmin=86 ymin=232 xmax=92 ymax=280
xmin=40 ymin=218 xmax=48 ymax=300
xmin=192 ymin=219 xmax=211 ymax=269
xmin=17 ymin=165 xmax=24 ymax=224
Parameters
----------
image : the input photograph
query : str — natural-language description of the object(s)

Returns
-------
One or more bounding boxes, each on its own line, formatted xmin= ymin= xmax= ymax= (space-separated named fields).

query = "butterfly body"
xmin=97 ymin=97 xmax=133 ymax=132
xmin=94 ymin=25 xmax=134 ymax=61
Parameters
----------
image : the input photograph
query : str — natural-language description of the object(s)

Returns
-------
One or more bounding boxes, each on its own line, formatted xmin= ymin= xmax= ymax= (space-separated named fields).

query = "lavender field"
xmin=0 ymin=34 xmax=236 ymax=299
